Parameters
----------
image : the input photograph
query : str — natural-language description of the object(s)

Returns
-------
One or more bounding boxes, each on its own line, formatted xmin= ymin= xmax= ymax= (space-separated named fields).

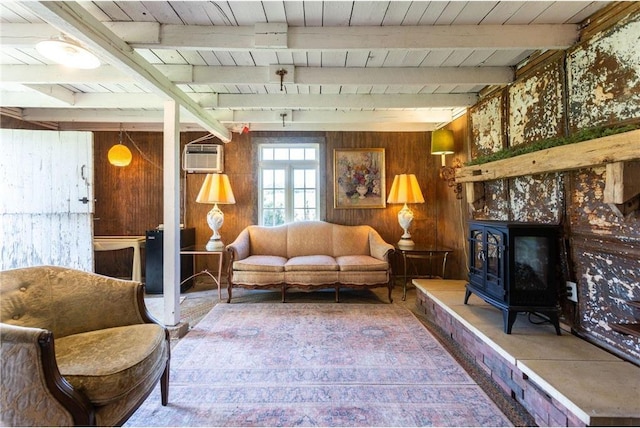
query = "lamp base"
xmin=206 ymin=239 xmax=225 ymax=251
xmin=397 ymin=238 xmax=416 ymax=248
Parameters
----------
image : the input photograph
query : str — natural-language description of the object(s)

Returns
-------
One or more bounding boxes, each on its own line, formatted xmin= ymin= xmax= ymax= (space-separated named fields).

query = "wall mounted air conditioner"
xmin=182 ymin=144 xmax=223 ymax=173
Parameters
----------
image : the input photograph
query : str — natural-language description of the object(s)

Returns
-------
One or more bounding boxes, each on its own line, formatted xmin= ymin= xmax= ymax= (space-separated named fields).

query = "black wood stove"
xmin=465 ymin=220 xmax=561 ymax=335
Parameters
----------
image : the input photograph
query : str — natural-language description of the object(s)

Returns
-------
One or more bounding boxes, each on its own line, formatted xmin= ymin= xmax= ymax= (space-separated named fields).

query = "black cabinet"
xmin=145 ymin=228 xmax=196 ymax=294
xmin=465 ymin=220 xmax=561 ymax=334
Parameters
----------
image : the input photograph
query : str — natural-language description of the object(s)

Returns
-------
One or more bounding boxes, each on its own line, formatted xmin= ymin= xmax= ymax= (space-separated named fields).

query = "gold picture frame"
xmin=333 ymin=148 xmax=386 ymax=209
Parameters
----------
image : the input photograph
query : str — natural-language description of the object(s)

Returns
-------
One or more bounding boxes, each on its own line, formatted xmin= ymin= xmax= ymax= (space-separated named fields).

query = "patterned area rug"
xmin=126 ymin=303 xmax=512 ymax=427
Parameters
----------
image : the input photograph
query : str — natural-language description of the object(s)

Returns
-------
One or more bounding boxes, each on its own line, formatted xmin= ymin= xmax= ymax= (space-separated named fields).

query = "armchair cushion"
xmin=55 ymin=323 xmax=167 ymax=406
xmin=1 ymin=265 xmax=170 ymax=427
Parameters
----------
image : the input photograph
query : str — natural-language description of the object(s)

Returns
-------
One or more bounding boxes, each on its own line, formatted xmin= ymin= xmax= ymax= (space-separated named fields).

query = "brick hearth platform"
xmin=414 ymin=279 xmax=640 ymax=427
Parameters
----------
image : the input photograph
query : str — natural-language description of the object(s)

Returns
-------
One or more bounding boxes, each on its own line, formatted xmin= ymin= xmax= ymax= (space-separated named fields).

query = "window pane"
xmin=305 ymin=169 xmax=315 ymax=187
xmin=293 ymin=169 xmax=304 ymax=187
xmin=274 ymin=170 xmax=285 ymax=188
xmin=262 ymin=148 xmax=274 ymax=161
xmin=293 ymin=208 xmax=305 ymax=221
xmin=305 ymin=148 xmax=316 ymax=160
xmin=262 ymin=189 xmax=274 ymax=206
xmin=290 ymin=148 xmax=304 ymax=160
xmin=305 ymin=189 xmax=316 ymax=208
xmin=274 ymin=189 xmax=285 ymax=208
xmin=263 ymin=169 xmax=274 ymax=188
xmin=293 ymin=189 xmax=304 ymax=208
xmin=274 ymin=148 xmax=289 ymax=160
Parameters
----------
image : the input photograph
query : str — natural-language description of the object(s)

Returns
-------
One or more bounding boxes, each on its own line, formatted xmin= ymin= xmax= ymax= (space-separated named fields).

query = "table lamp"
xmin=386 ymin=174 xmax=425 ymax=248
xmin=196 ymin=173 xmax=236 ymax=250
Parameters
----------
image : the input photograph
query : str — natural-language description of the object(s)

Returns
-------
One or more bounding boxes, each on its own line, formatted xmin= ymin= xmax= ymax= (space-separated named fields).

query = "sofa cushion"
xmin=287 ymin=221 xmax=334 ymax=257
xmin=336 ymin=255 xmax=389 ymax=271
xmin=248 ymin=225 xmax=288 ymax=258
xmin=233 ymin=255 xmax=287 ymax=272
xmin=55 ymin=323 xmax=167 ymax=406
xmin=285 ymin=255 xmax=339 ymax=271
xmin=332 ymin=224 xmax=371 ymax=257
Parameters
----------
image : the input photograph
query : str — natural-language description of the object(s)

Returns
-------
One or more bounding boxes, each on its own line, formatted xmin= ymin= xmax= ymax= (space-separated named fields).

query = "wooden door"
xmin=0 ymin=129 xmax=94 ymax=271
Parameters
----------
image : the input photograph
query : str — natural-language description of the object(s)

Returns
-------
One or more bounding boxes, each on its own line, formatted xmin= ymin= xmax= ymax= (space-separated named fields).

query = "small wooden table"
xmin=93 ymin=236 xmax=146 ymax=283
xmin=179 ymin=246 xmax=224 ymax=300
xmin=394 ymin=244 xmax=452 ymax=301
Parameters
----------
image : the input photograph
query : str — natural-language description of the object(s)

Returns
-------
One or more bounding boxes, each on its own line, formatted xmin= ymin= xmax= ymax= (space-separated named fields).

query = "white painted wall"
xmin=0 ymin=129 xmax=94 ymax=271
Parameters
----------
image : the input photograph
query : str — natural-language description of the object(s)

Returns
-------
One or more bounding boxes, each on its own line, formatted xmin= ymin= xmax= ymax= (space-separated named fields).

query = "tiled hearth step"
xmin=413 ymin=279 xmax=640 ymax=427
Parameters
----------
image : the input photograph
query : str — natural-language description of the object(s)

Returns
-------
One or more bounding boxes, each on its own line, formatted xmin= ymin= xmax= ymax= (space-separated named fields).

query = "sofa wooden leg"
xmin=335 ymin=287 xmax=340 ymax=303
xmin=281 ymin=285 xmax=286 ymax=303
xmin=388 ymin=285 xmax=393 ymax=303
xmin=160 ymin=360 xmax=169 ymax=406
xmin=227 ymin=285 xmax=232 ymax=303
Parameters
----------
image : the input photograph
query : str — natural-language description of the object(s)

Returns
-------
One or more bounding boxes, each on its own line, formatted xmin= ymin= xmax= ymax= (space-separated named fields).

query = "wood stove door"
xmin=484 ymin=227 xmax=506 ymax=300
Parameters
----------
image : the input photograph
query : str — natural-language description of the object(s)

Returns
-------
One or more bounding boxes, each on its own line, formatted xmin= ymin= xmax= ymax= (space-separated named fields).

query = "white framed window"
xmin=259 ymin=143 xmax=320 ymax=226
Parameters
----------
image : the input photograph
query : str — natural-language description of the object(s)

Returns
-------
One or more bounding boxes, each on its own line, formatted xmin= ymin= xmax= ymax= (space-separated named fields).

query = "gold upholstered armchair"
xmin=0 ymin=265 xmax=170 ymax=426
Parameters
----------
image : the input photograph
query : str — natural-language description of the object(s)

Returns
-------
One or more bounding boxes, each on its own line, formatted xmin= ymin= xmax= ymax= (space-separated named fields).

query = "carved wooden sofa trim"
xmin=226 ymin=221 xmax=394 ymax=303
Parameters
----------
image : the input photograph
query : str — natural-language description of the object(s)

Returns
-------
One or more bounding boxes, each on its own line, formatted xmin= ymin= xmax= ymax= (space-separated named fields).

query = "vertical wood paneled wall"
xmin=91 ymin=128 xmax=468 ymax=280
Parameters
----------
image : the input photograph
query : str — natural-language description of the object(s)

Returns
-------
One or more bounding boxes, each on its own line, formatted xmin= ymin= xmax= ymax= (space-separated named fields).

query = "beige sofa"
xmin=226 ymin=221 xmax=395 ymax=303
xmin=0 ymin=266 xmax=170 ymax=427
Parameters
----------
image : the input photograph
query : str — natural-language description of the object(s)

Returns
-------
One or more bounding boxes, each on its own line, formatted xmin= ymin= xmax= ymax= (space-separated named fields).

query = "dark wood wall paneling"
xmin=93 ymin=131 xmax=164 ymax=278
xmin=91 ymin=128 xmax=466 ymax=280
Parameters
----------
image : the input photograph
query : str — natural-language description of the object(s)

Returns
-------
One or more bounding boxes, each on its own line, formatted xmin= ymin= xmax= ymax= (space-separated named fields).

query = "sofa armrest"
xmin=226 ymin=227 xmax=251 ymax=261
xmin=368 ymin=230 xmax=395 ymax=261
xmin=0 ymin=323 xmax=94 ymax=426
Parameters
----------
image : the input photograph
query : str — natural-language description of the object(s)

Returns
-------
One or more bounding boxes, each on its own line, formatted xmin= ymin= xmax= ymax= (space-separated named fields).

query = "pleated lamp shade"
xmin=196 ymin=173 xmax=236 ymax=205
xmin=386 ymin=174 xmax=425 ymax=204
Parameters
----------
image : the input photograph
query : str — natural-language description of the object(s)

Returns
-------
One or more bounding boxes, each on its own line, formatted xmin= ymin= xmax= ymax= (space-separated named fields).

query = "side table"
xmin=394 ymin=245 xmax=452 ymax=301
xmin=179 ymin=246 xmax=224 ymax=300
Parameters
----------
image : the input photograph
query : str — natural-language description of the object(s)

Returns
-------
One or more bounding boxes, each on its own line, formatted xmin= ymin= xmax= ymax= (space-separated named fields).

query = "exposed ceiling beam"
xmin=0 ymin=22 xmax=160 ymax=47
xmin=211 ymin=93 xmax=478 ymax=109
xmin=1 ymin=91 xmax=477 ymax=110
xmin=22 ymin=84 xmax=75 ymax=105
xmin=1 ymin=22 xmax=578 ymax=51
xmin=20 ymin=108 xmax=453 ymax=125
xmin=18 ymin=1 xmax=231 ymax=142
xmin=56 ymin=121 xmax=441 ymax=133
xmin=1 ymin=64 xmax=512 ymax=86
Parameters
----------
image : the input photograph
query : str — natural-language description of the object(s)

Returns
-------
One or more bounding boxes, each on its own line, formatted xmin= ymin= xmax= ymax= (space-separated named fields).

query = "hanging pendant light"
xmin=108 ymin=128 xmax=132 ymax=167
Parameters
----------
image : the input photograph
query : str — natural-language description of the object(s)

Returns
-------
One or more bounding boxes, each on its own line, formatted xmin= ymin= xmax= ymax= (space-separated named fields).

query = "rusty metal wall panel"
xmin=469 ymin=91 xmax=506 ymax=159
xmin=567 ymin=167 xmax=640 ymax=364
xmin=509 ymin=174 xmax=562 ymax=223
xmin=568 ymin=167 xmax=640 ymax=237
xmin=509 ymin=57 xmax=566 ymax=146
xmin=472 ymin=180 xmax=509 ymax=221
xmin=567 ymin=12 xmax=640 ymax=132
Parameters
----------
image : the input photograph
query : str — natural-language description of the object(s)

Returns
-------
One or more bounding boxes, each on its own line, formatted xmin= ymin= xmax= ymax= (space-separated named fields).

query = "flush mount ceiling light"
xmin=36 ymin=36 xmax=100 ymax=69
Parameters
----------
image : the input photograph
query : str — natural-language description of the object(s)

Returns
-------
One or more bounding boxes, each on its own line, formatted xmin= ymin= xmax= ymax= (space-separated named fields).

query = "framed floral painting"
xmin=333 ymin=148 xmax=385 ymax=208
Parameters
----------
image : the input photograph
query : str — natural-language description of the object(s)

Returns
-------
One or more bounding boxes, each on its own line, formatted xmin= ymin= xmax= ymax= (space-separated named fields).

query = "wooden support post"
xmin=604 ymin=161 xmax=640 ymax=217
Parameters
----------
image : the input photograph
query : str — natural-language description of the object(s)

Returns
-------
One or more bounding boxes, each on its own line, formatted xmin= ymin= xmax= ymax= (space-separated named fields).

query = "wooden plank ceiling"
xmin=0 ymin=1 xmax=611 ymax=138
